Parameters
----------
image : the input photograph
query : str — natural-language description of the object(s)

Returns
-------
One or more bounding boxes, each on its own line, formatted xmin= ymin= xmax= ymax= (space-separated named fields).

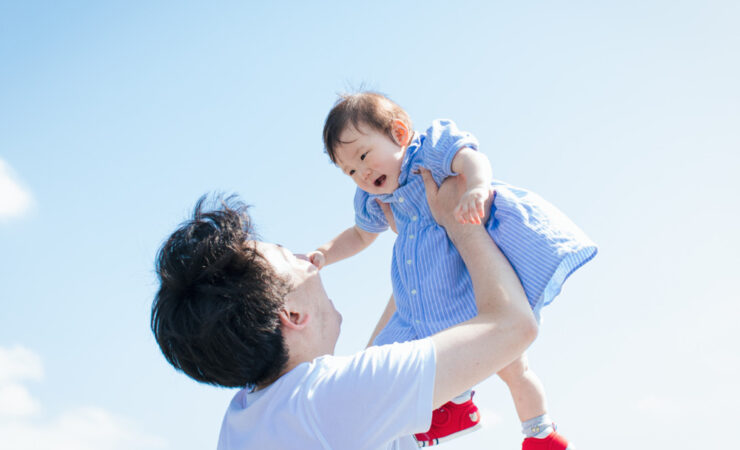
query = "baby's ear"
xmin=391 ymin=119 xmax=411 ymax=146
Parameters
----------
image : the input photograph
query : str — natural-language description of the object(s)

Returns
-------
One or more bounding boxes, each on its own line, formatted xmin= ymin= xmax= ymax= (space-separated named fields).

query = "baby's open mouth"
xmin=374 ymin=175 xmax=386 ymax=187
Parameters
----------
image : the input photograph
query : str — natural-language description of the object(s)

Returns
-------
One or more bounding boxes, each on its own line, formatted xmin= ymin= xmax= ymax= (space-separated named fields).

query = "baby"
xmin=308 ymin=92 xmax=596 ymax=449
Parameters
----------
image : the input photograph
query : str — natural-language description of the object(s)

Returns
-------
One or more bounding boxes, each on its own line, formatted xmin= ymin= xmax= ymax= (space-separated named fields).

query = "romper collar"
xmin=398 ymin=132 xmax=422 ymax=187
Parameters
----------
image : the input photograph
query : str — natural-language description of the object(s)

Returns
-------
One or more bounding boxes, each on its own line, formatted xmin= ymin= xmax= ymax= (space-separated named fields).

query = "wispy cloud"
xmin=0 ymin=159 xmax=34 ymax=221
xmin=0 ymin=345 xmax=43 ymax=383
xmin=0 ymin=345 xmax=167 ymax=450
xmin=0 ymin=346 xmax=42 ymax=418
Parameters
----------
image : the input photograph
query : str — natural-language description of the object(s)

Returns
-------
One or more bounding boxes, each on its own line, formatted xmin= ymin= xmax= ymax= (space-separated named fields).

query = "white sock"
xmin=450 ymin=389 xmax=473 ymax=404
xmin=522 ymin=414 xmax=554 ymax=438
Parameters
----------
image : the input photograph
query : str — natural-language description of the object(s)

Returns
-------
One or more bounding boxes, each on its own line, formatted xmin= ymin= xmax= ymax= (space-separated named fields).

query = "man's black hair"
xmin=151 ymin=194 xmax=290 ymax=388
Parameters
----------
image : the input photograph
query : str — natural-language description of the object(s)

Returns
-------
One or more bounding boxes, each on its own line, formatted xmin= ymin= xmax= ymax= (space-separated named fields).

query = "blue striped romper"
xmin=355 ymin=120 xmax=598 ymax=346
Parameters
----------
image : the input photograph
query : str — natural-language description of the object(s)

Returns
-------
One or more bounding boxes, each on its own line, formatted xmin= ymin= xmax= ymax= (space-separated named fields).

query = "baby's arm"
xmin=450 ymin=148 xmax=494 ymax=224
xmin=307 ymin=225 xmax=379 ymax=269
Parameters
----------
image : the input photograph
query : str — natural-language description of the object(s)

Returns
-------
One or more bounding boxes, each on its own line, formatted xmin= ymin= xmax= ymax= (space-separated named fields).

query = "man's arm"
xmin=420 ymin=169 xmax=538 ymax=408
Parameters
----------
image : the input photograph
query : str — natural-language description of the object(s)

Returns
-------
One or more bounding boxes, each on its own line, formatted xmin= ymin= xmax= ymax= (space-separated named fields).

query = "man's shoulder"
xmin=218 ymin=341 xmax=436 ymax=450
xmin=299 ymin=340 xmax=436 ymax=394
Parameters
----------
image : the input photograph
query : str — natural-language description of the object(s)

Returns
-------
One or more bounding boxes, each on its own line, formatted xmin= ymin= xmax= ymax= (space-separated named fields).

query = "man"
xmin=151 ymin=170 xmax=537 ymax=449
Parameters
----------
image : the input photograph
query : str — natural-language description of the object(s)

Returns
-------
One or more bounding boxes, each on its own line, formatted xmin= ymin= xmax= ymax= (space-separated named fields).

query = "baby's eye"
xmin=360 ymin=153 xmax=367 ymax=161
xmin=349 ymin=169 xmax=355 ymax=175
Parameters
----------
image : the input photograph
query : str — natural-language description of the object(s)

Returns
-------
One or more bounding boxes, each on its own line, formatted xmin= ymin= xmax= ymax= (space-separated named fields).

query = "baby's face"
xmin=333 ymin=122 xmax=405 ymax=195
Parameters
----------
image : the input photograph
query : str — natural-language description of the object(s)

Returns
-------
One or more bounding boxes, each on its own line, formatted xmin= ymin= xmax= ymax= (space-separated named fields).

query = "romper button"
xmin=412 ymin=215 xmax=418 ymax=221
xmin=409 ymin=234 xmax=415 ymax=239
xmin=398 ymin=197 xmax=404 ymax=203
xmin=415 ymin=319 xmax=421 ymax=324
xmin=411 ymin=289 xmax=417 ymax=295
xmin=406 ymin=259 xmax=412 ymax=265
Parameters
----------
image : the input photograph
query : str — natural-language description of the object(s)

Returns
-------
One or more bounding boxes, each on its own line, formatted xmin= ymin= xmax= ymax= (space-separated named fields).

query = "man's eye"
xmin=349 ymin=170 xmax=355 ymax=175
xmin=360 ymin=153 xmax=367 ymax=160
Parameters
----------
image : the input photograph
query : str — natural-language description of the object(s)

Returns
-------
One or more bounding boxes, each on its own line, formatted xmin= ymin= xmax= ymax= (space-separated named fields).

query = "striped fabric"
xmin=354 ymin=120 xmax=597 ymax=345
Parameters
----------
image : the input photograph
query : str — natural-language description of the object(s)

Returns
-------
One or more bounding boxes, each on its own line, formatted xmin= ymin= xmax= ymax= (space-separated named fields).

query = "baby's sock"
xmin=450 ymin=389 xmax=473 ymax=404
xmin=521 ymin=413 xmax=554 ymax=438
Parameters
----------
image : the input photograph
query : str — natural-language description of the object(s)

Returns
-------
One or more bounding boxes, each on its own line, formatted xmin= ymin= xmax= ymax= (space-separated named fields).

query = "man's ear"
xmin=278 ymin=307 xmax=310 ymax=330
xmin=390 ymin=119 xmax=411 ymax=146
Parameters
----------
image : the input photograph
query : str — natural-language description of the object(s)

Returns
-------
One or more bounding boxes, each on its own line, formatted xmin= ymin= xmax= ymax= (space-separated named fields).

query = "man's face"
xmin=253 ymin=241 xmax=342 ymax=351
xmin=334 ymin=122 xmax=406 ymax=195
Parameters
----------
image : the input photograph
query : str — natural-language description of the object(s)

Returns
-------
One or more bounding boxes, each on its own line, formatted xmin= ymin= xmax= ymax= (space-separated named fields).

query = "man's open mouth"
xmin=374 ymin=175 xmax=386 ymax=187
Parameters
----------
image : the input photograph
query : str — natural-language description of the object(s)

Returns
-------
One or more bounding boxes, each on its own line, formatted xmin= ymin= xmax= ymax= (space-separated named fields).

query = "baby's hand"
xmin=307 ymin=250 xmax=326 ymax=270
xmin=454 ymin=186 xmax=493 ymax=225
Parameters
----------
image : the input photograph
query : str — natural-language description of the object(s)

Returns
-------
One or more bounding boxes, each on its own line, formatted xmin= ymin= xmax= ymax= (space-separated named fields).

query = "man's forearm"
xmin=431 ymin=224 xmax=536 ymax=408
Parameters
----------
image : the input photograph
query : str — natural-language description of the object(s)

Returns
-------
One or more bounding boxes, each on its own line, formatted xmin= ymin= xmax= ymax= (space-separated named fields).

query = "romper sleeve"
xmin=354 ymin=188 xmax=389 ymax=233
xmin=421 ymin=119 xmax=480 ymax=185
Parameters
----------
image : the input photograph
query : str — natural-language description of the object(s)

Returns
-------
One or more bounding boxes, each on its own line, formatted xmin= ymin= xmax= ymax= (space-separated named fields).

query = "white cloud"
xmin=0 ymin=345 xmax=167 ymax=450
xmin=0 ymin=383 xmax=41 ymax=417
xmin=0 ymin=407 xmax=167 ymax=450
xmin=0 ymin=345 xmax=43 ymax=418
xmin=0 ymin=159 xmax=33 ymax=220
xmin=0 ymin=345 xmax=43 ymax=384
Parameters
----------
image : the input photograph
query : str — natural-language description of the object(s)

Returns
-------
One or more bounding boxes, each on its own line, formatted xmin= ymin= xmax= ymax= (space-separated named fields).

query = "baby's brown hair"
xmin=323 ymin=92 xmax=412 ymax=163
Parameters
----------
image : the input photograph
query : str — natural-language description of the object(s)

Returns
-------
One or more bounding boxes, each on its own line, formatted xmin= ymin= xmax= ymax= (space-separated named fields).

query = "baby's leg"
xmin=497 ymin=354 xmax=547 ymax=422
xmin=499 ymin=354 xmax=574 ymax=447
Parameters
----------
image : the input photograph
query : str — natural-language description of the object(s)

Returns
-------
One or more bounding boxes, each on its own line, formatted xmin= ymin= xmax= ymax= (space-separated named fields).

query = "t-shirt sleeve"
xmin=354 ymin=188 xmax=390 ymax=233
xmin=311 ymin=339 xmax=436 ymax=448
xmin=421 ymin=119 xmax=480 ymax=185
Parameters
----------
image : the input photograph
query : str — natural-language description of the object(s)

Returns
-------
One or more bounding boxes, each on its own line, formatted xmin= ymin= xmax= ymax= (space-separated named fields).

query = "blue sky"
xmin=1 ymin=1 xmax=738 ymax=448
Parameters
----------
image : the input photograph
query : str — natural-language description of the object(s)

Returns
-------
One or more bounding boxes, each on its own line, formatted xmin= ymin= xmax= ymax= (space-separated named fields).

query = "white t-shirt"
xmin=217 ymin=339 xmax=436 ymax=450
